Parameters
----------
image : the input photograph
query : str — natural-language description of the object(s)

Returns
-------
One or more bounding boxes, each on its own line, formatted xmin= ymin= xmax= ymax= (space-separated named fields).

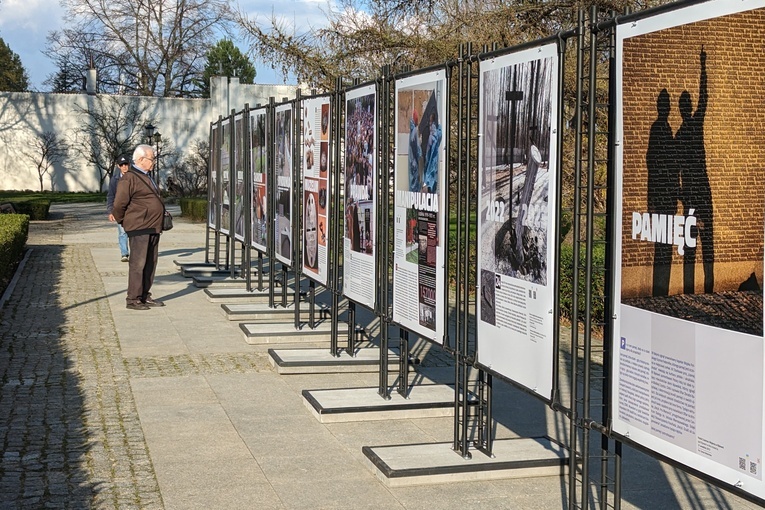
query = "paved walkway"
xmin=0 ymin=203 xmax=759 ymax=509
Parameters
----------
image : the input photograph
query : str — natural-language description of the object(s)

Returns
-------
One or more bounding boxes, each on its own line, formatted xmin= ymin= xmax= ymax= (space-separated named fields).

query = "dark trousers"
xmin=127 ymin=233 xmax=160 ymax=304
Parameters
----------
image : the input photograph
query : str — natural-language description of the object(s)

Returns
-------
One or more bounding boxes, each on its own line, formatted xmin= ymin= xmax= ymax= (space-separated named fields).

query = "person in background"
xmin=112 ymin=145 xmax=166 ymax=310
xmin=107 ymin=155 xmax=131 ymax=262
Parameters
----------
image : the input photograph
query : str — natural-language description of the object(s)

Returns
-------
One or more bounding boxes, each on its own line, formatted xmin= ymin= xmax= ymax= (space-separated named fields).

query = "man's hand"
xmin=109 ymin=214 xmax=116 ymax=223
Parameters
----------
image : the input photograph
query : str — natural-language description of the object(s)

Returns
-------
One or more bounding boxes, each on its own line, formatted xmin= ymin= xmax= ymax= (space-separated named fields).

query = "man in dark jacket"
xmin=107 ymin=155 xmax=131 ymax=262
xmin=112 ymin=145 xmax=166 ymax=310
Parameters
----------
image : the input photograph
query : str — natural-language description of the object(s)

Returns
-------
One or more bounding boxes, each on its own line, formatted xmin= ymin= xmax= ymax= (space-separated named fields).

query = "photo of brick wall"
xmin=620 ymin=8 xmax=765 ymax=335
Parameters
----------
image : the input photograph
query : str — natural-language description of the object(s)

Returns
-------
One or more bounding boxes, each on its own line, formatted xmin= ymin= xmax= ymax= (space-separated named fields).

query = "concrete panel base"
xmin=173 ymin=259 xmax=214 ymax=268
xmin=180 ymin=265 xmax=240 ymax=278
xmin=268 ymin=347 xmax=419 ymax=374
xmin=222 ymin=303 xmax=328 ymax=321
xmin=240 ymin=320 xmax=348 ymax=345
xmin=193 ymin=276 xmax=250 ymax=289
xmin=362 ymin=437 xmax=568 ymax=487
xmin=302 ymin=385 xmax=464 ymax=423
xmin=206 ymin=288 xmax=296 ymax=304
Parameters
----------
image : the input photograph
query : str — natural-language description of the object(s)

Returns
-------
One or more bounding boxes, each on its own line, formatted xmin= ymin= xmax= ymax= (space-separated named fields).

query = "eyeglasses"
xmin=142 ymin=156 xmax=156 ymax=163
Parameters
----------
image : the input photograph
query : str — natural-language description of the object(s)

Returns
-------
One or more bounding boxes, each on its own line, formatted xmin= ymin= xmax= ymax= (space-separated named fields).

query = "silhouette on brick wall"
xmin=646 ymin=88 xmax=678 ymax=296
xmin=676 ymin=48 xmax=713 ymax=294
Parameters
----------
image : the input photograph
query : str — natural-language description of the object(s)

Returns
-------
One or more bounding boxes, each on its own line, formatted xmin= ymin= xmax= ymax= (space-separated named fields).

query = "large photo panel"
xmin=274 ymin=103 xmax=293 ymax=266
xmin=343 ymin=84 xmax=377 ymax=309
xmin=250 ymin=108 xmax=268 ymax=252
xmin=613 ymin=0 xmax=765 ymax=500
xmin=301 ymin=96 xmax=331 ymax=285
xmin=475 ymin=43 xmax=559 ymax=400
xmin=208 ymin=123 xmax=219 ymax=230
xmin=233 ymin=112 xmax=246 ymax=243
xmin=219 ymin=118 xmax=231 ymax=237
xmin=392 ymin=70 xmax=446 ymax=344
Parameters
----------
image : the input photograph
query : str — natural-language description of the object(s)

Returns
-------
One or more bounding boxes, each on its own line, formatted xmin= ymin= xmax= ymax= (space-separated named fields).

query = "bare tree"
xmin=44 ymin=30 xmax=111 ymax=93
xmin=72 ymin=96 xmax=152 ymax=191
xmin=236 ymin=0 xmax=665 ymax=91
xmin=47 ymin=0 xmax=233 ymax=96
xmin=23 ymin=132 xmax=69 ymax=191
xmin=237 ymin=0 xmax=432 ymax=91
xmin=167 ymin=139 xmax=208 ymax=196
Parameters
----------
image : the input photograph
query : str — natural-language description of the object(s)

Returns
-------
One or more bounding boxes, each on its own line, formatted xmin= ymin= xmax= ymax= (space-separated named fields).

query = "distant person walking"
xmin=112 ymin=145 xmax=166 ymax=310
xmin=107 ymin=155 xmax=131 ymax=262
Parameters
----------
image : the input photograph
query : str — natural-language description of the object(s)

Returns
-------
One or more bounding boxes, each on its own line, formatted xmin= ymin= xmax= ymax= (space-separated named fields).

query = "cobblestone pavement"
xmin=123 ymin=353 xmax=272 ymax=379
xmin=0 ymin=219 xmax=164 ymax=508
xmin=0 ymin=209 xmax=291 ymax=509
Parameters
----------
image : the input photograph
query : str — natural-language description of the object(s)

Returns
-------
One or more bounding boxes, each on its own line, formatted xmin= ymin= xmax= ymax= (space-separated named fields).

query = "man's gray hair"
xmin=132 ymin=144 xmax=154 ymax=162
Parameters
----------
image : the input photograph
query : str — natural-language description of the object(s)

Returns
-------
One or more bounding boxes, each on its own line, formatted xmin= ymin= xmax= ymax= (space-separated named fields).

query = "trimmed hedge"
xmin=179 ymin=198 xmax=207 ymax=222
xmin=4 ymin=199 xmax=51 ymax=220
xmin=0 ymin=214 xmax=29 ymax=288
xmin=559 ymin=242 xmax=606 ymax=327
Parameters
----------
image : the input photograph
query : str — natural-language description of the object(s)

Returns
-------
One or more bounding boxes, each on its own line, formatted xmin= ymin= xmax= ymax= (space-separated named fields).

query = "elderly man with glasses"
xmin=112 ymin=145 xmax=167 ymax=310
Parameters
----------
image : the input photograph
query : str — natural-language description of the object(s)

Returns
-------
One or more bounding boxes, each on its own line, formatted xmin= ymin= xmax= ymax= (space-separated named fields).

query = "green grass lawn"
xmin=0 ymin=191 xmax=106 ymax=203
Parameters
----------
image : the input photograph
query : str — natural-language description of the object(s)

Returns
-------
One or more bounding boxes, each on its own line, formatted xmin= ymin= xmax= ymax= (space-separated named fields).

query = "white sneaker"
xmin=121 ymin=255 xmax=129 ymax=262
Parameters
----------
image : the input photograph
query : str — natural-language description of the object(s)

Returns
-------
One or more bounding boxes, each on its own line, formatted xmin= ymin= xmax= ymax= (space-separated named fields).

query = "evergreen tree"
xmin=0 ymin=37 xmax=30 ymax=92
xmin=46 ymin=62 xmax=84 ymax=93
xmin=198 ymin=39 xmax=256 ymax=98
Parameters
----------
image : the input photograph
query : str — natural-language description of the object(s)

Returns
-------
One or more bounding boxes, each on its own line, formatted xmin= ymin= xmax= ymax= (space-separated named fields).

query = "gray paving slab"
xmin=0 ymin=203 xmax=759 ymax=509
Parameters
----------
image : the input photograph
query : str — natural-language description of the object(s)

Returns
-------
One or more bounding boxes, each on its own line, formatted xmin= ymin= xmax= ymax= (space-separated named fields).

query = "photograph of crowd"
xmin=345 ymin=92 xmax=375 ymax=254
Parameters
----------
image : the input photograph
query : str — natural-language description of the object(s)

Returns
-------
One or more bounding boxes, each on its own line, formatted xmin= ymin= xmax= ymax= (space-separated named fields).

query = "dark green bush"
xmin=6 ymin=199 xmax=51 ymax=220
xmin=179 ymin=198 xmax=208 ymax=222
xmin=559 ymin=242 xmax=606 ymax=327
xmin=0 ymin=214 xmax=29 ymax=287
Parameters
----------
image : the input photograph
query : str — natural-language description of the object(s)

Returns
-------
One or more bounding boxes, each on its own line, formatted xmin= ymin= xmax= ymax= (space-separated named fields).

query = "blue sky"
xmin=0 ymin=0 xmax=331 ymax=91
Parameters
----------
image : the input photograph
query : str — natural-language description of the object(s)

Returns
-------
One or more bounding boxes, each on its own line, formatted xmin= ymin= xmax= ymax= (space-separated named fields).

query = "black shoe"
xmin=126 ymin=302 xmax=150 ymax=310
xmin=143 ymin=297 xmax=165 ymax=307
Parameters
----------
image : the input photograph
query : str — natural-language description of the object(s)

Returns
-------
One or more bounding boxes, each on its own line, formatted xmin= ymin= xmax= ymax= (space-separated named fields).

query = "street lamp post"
xmin=143 ymin=123 xmax=162 ymax=187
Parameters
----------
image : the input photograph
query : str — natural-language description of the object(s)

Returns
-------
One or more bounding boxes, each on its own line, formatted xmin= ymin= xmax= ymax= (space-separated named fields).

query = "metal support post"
xmin=242 ymin=104 xmax=252 ymax=291
xmin=229 ymin=108 xmax=237 ymax=278
xmin=474 ymin=371 xmax=494 ymax=457
xmin=268 ymin=97 xmax=277 ymax=308
xmin=397 ymin=329 xmax=409 ymax=398
xmin=377 ymin=66 xmax=393 ymax=400
xmin=330 ymin=78 xmax=343 ymax=356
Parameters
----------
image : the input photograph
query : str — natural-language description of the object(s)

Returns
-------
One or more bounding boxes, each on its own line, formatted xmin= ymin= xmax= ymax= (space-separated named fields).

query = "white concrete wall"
xmin=0 ymin=76 xmax=302 ymax=192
